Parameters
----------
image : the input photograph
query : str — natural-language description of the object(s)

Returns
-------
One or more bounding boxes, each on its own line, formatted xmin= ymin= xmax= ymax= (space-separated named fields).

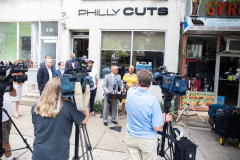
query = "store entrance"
xmin=72 ymin=33 xmax=89 ymax=58
xmin=216 ymin=54 xmax=240 ymax=106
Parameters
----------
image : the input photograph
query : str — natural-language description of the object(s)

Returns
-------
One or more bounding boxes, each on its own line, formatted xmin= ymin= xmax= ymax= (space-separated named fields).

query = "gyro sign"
xmin=78 ymin=7 xmax=168 ymax=16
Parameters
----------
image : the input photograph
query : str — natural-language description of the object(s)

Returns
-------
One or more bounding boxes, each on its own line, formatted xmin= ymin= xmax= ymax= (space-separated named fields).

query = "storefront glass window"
xmin=183 ymin=37 xmax=217 ymax=109
xmin=101 ymin=31 xmax=131 ymax=78
xmin=100 ymin=31 xmax=165 ymax=78
xmin=19 ymin=22 xmax=31 ymax=61
xmin=0 ymin=22 xmax=17 ymax=62
xmin=41 ymin=22 xmax=58 ymax=37
xmin=133 ymin=32 xmax=164 ymax=73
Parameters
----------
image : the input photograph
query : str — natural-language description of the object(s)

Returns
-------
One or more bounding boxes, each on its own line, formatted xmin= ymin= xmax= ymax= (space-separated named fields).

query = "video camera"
xmin=153 ymin=65 xmax=187 ymax=96
xmin=0 ymin=61 xmax=28 ymax=93
xmin=61 ymin=57 xmax=94 ymax=97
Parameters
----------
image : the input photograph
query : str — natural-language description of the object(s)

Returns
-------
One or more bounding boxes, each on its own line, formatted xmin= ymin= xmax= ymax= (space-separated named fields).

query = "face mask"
xmin=61 ymin=66 xmax=65 ymax=70
xmin=72 ymin=58 xmax=76 ymax=62
xmin=84 ymin=59 xmax=88 ymax=63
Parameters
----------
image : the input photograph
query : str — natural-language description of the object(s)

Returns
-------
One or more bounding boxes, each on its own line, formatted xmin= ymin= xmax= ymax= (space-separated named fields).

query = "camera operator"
xmin=12 ymin=60 xmax=24 ymax=118
xmin=2 ymin=87 xmax=17 ymax=160
xmin=125 ymin=69 xmax=172 ymax=160
xmin=31 ymin=77 xmax=88 ymax=160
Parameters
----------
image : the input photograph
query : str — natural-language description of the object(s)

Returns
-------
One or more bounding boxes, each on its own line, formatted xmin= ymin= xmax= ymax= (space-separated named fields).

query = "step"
xmin=28 ymin=89 xmax=40 ymax=94
xmin=20 ymin=97 xmax=37 ymax=106
xmin=24 ymin=93 xmax=40 ymax=100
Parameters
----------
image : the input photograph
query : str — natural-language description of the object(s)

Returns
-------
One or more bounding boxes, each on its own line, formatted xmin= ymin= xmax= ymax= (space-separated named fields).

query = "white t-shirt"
xmin=89 ymin=68 xmax=98 ymax=90
xmin=2 ymin=92 xmax=12 ymax=122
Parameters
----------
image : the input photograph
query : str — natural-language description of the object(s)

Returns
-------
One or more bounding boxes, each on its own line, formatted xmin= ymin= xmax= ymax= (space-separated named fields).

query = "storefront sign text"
xmin=206 ymin=2 xmax=240 ymax=16
xmin=78 ymin=7 xmax=168 ymax=16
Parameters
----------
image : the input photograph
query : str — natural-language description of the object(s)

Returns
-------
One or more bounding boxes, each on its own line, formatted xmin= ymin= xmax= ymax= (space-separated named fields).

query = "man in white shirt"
xmin=87 ymin=60 xmax=98 ymax=116
xmin=2 ymin=88 xmax=18 ymax=160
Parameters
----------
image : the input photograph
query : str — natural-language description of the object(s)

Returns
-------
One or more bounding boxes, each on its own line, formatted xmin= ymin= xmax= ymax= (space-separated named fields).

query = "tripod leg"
xmin=190 ymin=106 xmax=206 ymax=123
xmin=175 ymin=105 xmax=188 ymax=122
xmin=79 ymin=126 xmax=85 ymax=160
xmin=82 ymin=125 xmax=89 ymax=160
xmin=73 ymin=125 xmax=80 ymax=160
xmin=83 ymin=125 xmax=93 ymax=160
xmin=1 ymin=108 xmax=33 ymax=153
xmin=159 ymin=122 xmax=167 ymax=157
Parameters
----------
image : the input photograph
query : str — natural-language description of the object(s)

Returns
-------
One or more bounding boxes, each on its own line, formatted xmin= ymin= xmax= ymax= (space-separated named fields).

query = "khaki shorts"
xmin=125 ymin=132 xmax=158 ymax=160
xmin=2 ymin=119 xmax=12 ymax=142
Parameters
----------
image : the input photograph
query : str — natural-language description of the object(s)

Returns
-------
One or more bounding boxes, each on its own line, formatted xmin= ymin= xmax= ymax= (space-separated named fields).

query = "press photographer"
xmin=12 ymin=60 xmax=26 ymax=118
xmin=2 ymin=88 xmax=17 ymax=160
xmin=31 ymin=77 xmax=87 ymax=160
xmin=0 ymin=60 xmax=30 ymax=160
xmin=125 ymin=69 xmax=172 ymax=160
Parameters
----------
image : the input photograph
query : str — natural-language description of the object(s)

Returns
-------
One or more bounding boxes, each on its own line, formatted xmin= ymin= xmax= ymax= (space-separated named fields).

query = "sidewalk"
xmin=2 ymin=105 xmax=240 ymax=160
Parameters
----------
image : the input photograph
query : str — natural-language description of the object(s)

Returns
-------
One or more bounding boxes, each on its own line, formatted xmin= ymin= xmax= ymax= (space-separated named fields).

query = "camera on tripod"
xmin=153 ymin=65 xmax=187 ymax=96
xmin=0 ymin=61 xmax=28 ymax=92
xmin=61 ymin=57 xmax=93 ymax=97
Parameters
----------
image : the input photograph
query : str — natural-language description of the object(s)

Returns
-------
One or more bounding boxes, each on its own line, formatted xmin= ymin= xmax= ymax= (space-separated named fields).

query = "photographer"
xmin=12 ymin=60 xmax=24 ymax=118
xmin=2 ymin=87 xmax=17 ymax=160
xmin=31 ymin=77 xmax=88 ymax=160
xmin=125 ymin=69 xmax=172 ymax=160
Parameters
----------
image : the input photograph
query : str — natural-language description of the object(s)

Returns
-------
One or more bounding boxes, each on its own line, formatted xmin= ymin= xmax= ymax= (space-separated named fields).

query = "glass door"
xmin=72 ymin=37 xmax=89 ymax=58
xmin=215 ymin=53 xmax=240 ymax=107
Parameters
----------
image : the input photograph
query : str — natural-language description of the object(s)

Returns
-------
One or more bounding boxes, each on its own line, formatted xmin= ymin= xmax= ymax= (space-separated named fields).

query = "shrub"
xmin=94 ymin=99 xmax=104 ymax=113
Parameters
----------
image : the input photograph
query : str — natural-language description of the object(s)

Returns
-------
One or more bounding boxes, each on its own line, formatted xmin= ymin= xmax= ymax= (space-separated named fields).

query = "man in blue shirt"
xmin=125 ymin=69 xmax=172 ymax=160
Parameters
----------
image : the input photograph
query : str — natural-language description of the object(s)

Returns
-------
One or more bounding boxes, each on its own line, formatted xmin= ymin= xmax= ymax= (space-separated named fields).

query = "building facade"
xmin=181 ymin=0 xmax=240 ymax=109
xmin=0 ymin=0 xmax=182 ymax=101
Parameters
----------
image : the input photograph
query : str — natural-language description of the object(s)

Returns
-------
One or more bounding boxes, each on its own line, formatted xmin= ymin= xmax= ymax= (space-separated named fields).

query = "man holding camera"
xmin=125 ymin=69 xmax=172 ymax=160
xmin=102 ymin=66 xmax=123 ymax=126
xmin=2 ymin=88 xmax=17 ymax=160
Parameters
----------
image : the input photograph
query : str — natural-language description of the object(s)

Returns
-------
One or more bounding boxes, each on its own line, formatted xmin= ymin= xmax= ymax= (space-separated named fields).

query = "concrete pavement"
xmin=1 ymin=105 xmax=240 ymax=160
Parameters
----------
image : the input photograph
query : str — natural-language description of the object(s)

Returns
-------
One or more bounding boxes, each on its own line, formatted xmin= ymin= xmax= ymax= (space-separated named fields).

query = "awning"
xmin=184 ymin=17 xmax=240 ymax=34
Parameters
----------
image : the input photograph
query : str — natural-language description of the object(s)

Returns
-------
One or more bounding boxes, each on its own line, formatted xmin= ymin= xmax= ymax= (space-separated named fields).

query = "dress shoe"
xmin=104 ymin=122 xmax=108 ymax=126
xmin=111 ymin=121 xmax=119 ymax=125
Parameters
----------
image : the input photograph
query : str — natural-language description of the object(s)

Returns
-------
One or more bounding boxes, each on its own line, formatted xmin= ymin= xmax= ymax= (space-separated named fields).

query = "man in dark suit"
xmin=65 ymin=53 xmax=80 ymax=70
xmin=55 ymin=61 xmax=65 ymax=77
xmin=102 ymin=66 xmax=123 ymax=126
xmin=40 ymin=55 xmax=56 ymax=76
xmin=37 ymin=59 xmax=54 ymax=95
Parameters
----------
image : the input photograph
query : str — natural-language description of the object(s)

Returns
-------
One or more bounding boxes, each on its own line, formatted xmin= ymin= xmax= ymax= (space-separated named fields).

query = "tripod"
xmin=72 ymin=124 xmax=93 ymax=160
xmin=69 ymin=96 xmax=93 ymax=160
xmin=175 ymin=90 xmax=205 ymax=123
xmin=157 ymin=91 xmax=180 ymax=160
xmin=0 ymin=92 xmax=33 ymax=158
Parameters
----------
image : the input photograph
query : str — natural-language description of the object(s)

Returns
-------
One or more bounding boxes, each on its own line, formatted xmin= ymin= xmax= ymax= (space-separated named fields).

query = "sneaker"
xmin=90 ymin=112 xmax=95 ymax=116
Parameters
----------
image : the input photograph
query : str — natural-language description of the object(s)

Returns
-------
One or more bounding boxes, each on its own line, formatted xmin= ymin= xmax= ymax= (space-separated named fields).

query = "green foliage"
xmin=94 ymin=99 xmax=104 ymax=113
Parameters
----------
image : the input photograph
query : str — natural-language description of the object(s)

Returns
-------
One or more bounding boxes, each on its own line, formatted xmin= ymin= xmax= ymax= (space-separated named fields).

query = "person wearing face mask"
xmin=82 ymin=55 xmax=88 ymax=63
xmin=55 ymin=61 xmax=65 ymax=77
xmin=65 ymin=53 xmax=80 ymax=70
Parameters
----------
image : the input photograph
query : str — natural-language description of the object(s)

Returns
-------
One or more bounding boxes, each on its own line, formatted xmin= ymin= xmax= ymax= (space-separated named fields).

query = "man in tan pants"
xmin=125 ymin=70 xmax=172 ymax=160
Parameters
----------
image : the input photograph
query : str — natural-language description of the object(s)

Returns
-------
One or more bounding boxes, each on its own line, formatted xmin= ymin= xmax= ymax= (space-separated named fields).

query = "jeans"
xmin=39 ymin=89 xmax=43 ymax=96
xmin=89 ymin=88 xmax=97 ymax=112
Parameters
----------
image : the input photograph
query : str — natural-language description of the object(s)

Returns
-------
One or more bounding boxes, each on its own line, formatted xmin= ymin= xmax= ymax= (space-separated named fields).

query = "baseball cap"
xmin=87 ymin=60 xmax=94 ymax=63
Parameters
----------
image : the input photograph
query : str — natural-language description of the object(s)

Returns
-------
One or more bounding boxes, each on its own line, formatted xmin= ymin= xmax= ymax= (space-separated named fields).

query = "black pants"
xmin=90 ymin=88 xmax=97 ymax=112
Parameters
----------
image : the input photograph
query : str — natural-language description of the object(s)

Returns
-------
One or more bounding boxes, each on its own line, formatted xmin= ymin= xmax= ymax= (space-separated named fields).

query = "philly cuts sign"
xmin=78 ymin=7 xmax=168 ymax=16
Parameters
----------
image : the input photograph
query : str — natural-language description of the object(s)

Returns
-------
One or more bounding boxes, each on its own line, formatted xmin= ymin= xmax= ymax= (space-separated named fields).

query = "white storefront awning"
xmin=184 ymin=17 xmax=240 ymax=34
